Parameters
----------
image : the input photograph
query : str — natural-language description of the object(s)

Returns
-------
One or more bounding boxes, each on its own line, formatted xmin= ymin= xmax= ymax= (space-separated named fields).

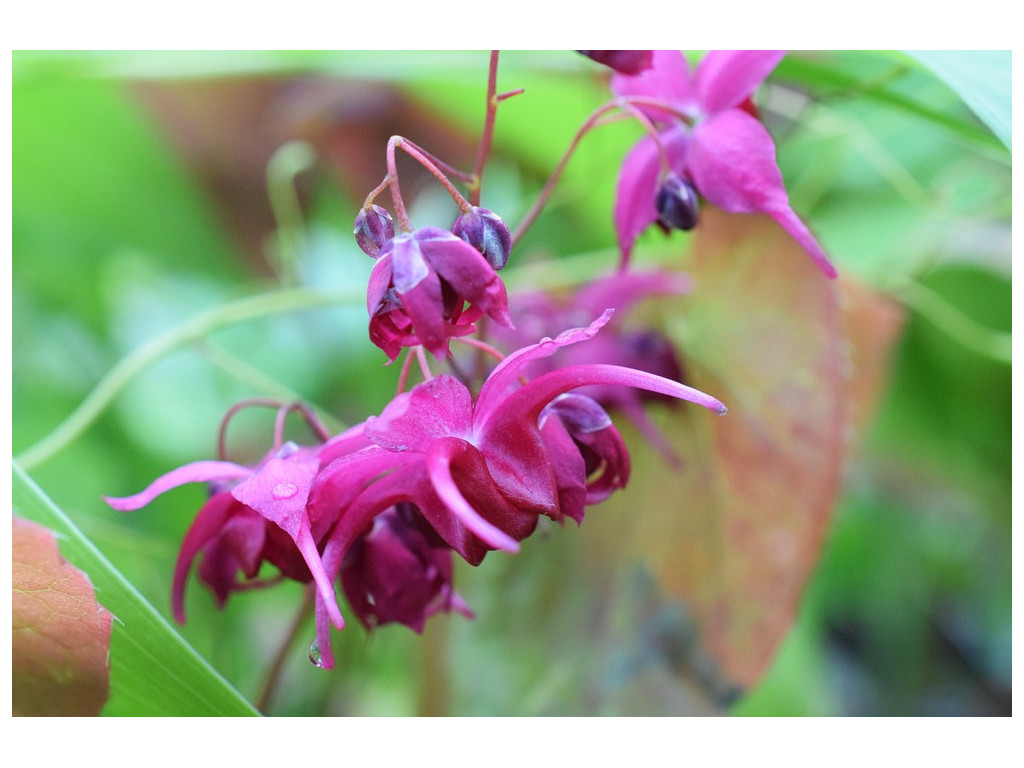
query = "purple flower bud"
xmin=577 ymin=50 xmax=654 ymax=75
xmin=452 ymin=207 xmax=512 ymax=271
xmin=655 ymin=175 xmax=699 ymax=232
xmin=354 ymin=205 xmax=395 ymax=257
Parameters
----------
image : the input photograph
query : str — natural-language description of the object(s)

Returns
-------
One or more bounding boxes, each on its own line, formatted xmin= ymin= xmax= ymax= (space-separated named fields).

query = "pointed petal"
xmin=171 ymin=492 xmax=238 ymax=623
xmin=695 ymin=50 xmax=785 ymax=114
xmin=489 ymin=362 xmax=728 ymax=436
xmin=425 ymin=438 xmax=520 ymax=553
xmin=614 ymin=127 xmax=690 ymax=262
xmin=421 ymin=230 xmax=513 ymax=328
xmin=612 ymin=49 xmax=694 ymax=113
xmin=230 ymin=457 xmax=317 ymax=537
xmin=688 ymin=110 xmax=837 ymax=278
xmin=476 ymin=310 xmax=615 ymax=425
xmin=366 ymin=252 xmax=393 ymax=314
xmin=104 ymin=461 xmax=252 ymax=511
xmin=398 ymin=269 xmax=447 ymax=358
xmin=364 ymin=375 xmax=474 ymax=453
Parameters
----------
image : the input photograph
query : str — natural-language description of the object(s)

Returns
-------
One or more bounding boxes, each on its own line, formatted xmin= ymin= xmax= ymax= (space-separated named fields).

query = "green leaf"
xmin=904 ymin=50 xmax=1011 ymax=151
xmin=12 ymin=462 xmax=260 ymax=716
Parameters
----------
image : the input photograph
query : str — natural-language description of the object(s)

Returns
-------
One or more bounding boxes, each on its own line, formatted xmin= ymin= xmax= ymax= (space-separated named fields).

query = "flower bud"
xmin=577 ymin=50 xmax=654 ymax=75
xmin=354 ymin=205 xmax=395 ymax=257
xmin=452 ymin=207 xmax=512 ymax=271
xmin=655 ymin=175 xmax=699 ymax=232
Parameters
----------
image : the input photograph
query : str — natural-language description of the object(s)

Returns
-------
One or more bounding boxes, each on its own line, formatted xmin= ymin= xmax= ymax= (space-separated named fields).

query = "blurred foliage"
xmin=11 ymin=50 xmax=1010 ymax=716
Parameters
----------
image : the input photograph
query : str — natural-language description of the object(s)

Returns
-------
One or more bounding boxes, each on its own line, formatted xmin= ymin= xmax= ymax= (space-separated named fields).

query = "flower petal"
xmin=688 ymin=110 xmax=837 ymax=278
xmin=171 ymin=492 xmax=239 ymax=623
xmin=476 ymin=310 xmax=615 ymax=426
xmin=425 ymin=438 xmax=520 ymax=553
xmin=104 ymin=461 xmax=252 ymax=511
xmin=230 ymin=457 xmax=344 ymax=630
xmin=612 ymin=49 xmax=695 ymax=116
xmin=694 ymin=50 xmax=785 ymax=115
xmin=364 ymin=375 xmax=474 ymax=453
xmin=614 ymin=126 xmax=689 ymax=262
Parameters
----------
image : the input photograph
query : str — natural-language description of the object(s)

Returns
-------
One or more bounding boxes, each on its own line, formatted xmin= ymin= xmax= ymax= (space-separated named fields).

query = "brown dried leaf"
xmin=587 ymin=210 xmax=903 ymax=694
xmin=12 ymin=517 xmax=112 ymax=716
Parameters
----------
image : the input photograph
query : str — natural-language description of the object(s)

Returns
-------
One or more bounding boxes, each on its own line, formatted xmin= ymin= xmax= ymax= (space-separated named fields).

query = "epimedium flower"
xmin=305 ymin=310 xmax=727 ymax=667
xmin=612 ymin=49 xmax=837 ymax=278
xmin=367 ymin=226 xmax=514 ymax=361
xmin=339 ymin=502 xmax=473 ymax=633
xmin=104 ymin=435 xmax=353 ymax=636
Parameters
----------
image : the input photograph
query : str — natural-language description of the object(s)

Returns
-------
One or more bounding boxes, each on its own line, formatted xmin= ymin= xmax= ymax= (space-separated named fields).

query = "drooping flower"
xmin=612 ymin=50 xmax=837 ymax=278
xmin=339 ymin=502 xmax=473 ymax=632
xmin=306 ymin=310 xmax=726 ymax=666
xmin=367 ymin=226 xmax=514 ymax=361
xmin=104 ymin=440 xmax=348 ymax=634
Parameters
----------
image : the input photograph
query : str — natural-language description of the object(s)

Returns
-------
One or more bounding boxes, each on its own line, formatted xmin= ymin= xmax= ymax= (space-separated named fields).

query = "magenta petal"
xmin=687 ymin=109 xmax=788 ymax=214
xmin=689 ymin=110 xmax=837 ymax=278
xmin=171 ymin=492 xmax=238 ymax=623
xmin=365 ymin=375 xmax=474 ymax=453
xmin=230 ymin=457 xmax=345 ymax=630
xmin=398 ymin=269 xmax=447 ymax=357
xmin=104 ymin=461 xmax=252 ymax=510
xmin=614 ymin=126 xmax=689 ymax=262
xmin=425 ymin=438 xmax=520 ymax=553
xmin=230 ymin=457 xmax=316 ymax=537
xmin=768 ymin=206 xmax=839 ymax=279
xmin=612 ymin=49 xmax=694 ymax=113
xmin=476 ymin=310 xmax=615 ymax=425
xmin=389 ymin=233 xmax=431 ymax=293
xmin=366 ymin=253 xmax=393 ymax=314
xmin=495 ymin=363 xmax=728 ymax=431
xmin=694 ymin=50 xmax=785 ymax=115
xmin=424 ymin=232 xmax=513 ymax=328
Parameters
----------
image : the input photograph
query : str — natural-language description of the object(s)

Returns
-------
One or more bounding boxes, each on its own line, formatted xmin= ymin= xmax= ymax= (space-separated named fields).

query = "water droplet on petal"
xmin=308 ymin=640 xmax=323 ymax=668
xmin=272 ymin=483 xmax=298 ymax=499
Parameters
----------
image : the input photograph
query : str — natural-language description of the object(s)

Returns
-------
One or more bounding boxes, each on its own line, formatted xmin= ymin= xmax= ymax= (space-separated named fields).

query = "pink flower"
xmin=104 ymin=440 xmax=347 ymax=635
xmin=367 ymin=226 xmax=513 ymax=361
xmin=307 ymin=311 xmax=726 ymax=666
xmin=613 ymin=50 xmax=837 ymax=278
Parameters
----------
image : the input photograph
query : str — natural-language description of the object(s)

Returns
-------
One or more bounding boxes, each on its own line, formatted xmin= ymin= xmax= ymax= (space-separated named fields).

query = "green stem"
xmin=897 ymin=280 xmax=1012 ymax=364
xmin=15 ymin=287 xmax=361 ymax=471
xmin=266 ymin=140 xmax=316 ymax=286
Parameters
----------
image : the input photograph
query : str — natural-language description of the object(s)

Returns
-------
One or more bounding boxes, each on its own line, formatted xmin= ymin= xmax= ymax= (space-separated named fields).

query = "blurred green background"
xmin=11 ymin=51 xmax=1011 ymax=715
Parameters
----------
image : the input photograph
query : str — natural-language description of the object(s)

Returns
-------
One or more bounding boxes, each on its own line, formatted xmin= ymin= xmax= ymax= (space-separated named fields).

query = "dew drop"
xmin=307 ymin=640 xmax=323 ymax=668
xmin=272 ymin=482 xmax=298 ymax=499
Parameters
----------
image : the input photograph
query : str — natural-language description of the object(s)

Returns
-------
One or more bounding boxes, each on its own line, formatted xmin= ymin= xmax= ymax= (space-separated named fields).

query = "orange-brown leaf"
xmin=12 ymin=517 xmax=112 ymax=716
xmin=587 ymin=210 xmax=903 ymax=693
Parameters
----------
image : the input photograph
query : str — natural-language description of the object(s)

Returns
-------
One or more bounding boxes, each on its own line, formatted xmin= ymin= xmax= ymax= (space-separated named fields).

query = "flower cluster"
xmin=105 ymin=50 xmax=836 ymax=674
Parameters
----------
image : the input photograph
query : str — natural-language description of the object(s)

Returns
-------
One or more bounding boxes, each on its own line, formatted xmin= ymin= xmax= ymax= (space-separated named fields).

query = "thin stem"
xmin=255 ymin=584 xmax=316 ymax=715
xmin=511 ymin=95 xmax=688 ymax=247
xmin=470 ymin=50 xmax=502 ymax=207
xmin=453 ymin=335 xmax=507 ymax=363
xmin=896 ymin=280 xmax=1012 ymax=364
xmin=266 ymin=140 xmax=315 ymax=286
xmin=217 ymin=398 xmax=284 ymax=461
xmin=390 ymin=136 xmax=473 ymax=214
xmin=396 ymin=347 xmax=417 ymax=394
xmin=415 ymin=346 xmax=433 ymax=381
xmin=15 ymin=286 xmax=361 ymax=471
xmin=361 ymin=176 xmax=393 ymax=211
